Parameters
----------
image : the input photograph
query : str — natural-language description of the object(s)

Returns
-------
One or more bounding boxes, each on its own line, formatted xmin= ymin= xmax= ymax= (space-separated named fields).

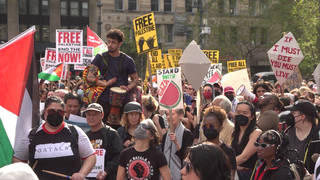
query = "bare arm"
xmin=96 ymin=77 xmax=117 ymax=87
xmin=127 ymin=72 xmax=139 ymax=90
xmin=71 ymin=154 xmax=96 ymax=179
xmin=159 ymin=165 xmax=171 ymax=180
xmin=236 ymin=129 xmax=262 ymax=166
xmin=12 ymin=156 xmax=27 ymax=163
xmin=116 ymin=166 xmax=126 ymax=180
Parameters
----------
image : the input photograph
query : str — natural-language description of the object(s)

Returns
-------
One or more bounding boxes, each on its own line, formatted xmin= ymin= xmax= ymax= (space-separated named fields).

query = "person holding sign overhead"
xmin=90 ymin=29 xmax=139 ymax=129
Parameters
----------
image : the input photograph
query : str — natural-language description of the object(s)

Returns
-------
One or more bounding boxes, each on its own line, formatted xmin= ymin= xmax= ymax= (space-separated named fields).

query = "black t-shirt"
xmin=119 ymin=146 xmax=167 ymax=180
xmin=91 ymin=52 xmax=136 ymax=102
xmin=220 ymin=143 xmax=237 ymax=170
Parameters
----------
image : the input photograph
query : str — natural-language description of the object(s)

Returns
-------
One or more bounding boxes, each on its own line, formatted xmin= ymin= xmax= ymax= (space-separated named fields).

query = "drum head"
xmin=110 ymin=87 xmax=127 ymax=94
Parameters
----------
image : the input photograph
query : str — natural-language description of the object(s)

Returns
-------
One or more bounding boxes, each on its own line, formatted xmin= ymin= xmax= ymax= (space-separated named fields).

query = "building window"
xmin=250 ymin=27 xmax=257 ymax=44
xmin=115 ymin=0 xmax=123 ymax=10
xmin=0 ymin=24 xmax=7 ymax=41
xmin=230 ymin=26 xmax=237 ymax=43
xmin=164 ymin=0 xmax=172 ymax=12
xmin=29 ymin=0 xmax=39 ymax=15
xmin=41 ymin=25 xmax=49 ymax=41
xmin=151 ymin=0 xmax=159 ymax=11
xmin=218 ymin=26 xmax=225 ymax=43
xmin=249 ymin=0 xmax=256 ymax=16
xmin=19 ymin=0 xmax=27 ymax=15
xmin=229 ymin=0 xmax=237 ymax=16
xmin=166 ymin=24 xmax=173 ymax=42
xmin=128 ymin=0 xmax=137 ymax=11
xmin=70 ymin=1 xmax=79 ymax=16
xmin=0 ymin=0 xmax=6 ymax=14
xmin=41 ymin=0 xmax=49 ymax=15
xmin=185 ymin=0 xmax=192 ymax=12
xmin=218 ymin=0 xmax=224 ymax=15
xmin=61 ymin=0 xmax=68 ymax=16
xmin=260 ymin=0 xmax=268 ymax=16
xmin=82 ymin=2 xmax=88 ymax=16
xmin=260 ymin=27 xmax=267 ymax=44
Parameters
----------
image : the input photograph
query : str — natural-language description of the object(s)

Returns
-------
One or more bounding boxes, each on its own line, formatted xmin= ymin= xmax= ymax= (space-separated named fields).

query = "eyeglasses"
xmin=254 ymin=142 xmax=273 ymax=149
xmin=47 ymin=109 xmax=65 ymax=116
xmin=183 ymin=161 xmax=193 ymax=174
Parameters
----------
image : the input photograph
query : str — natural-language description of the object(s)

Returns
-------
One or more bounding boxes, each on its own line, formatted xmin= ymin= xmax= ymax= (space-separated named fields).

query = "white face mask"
xmin=77 ymin=89 xmax=84 ymax=97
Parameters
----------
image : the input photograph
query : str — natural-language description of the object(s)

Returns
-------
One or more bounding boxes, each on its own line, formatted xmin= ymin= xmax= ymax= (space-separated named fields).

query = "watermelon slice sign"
xmin=159 ymin=80 xmax=182 ymax=109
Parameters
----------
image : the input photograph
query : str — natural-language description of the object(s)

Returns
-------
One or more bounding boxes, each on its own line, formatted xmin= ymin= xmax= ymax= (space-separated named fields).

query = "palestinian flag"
xmin=38 ymin=63 xmax=63 ymax=81
xmin=0 ymin=26 xmax=39 ymax=167
xmin=87 ymin=26 xmax=108 ymax=56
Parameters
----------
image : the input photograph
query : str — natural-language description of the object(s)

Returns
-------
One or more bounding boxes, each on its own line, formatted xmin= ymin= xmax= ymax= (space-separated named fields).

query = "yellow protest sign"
xmin=227 ymin=60 xmax=247 ymax=72
xmin=202 ymin=50 xmax=219 ymax=64
xmin=133 ymin=12 xmax=158 ymax=54
xmin=163 ymin=54 xmax=175 ymax=68
xmin=168 ymin=49 xmax=182 ymax=67
xmin=149 ymin=49 xmax=162 ymax=74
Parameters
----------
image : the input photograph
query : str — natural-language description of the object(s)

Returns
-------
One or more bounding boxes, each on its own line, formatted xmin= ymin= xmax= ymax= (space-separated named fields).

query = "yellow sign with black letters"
xmin=168 ymin=49 xmax=182 ymax=67
xmin=202 ymin=50 xmax=219 ymax=64
xmin=149 ymin=49 xmax=163 ymax=75
xmin=227 ymin=60 xmax=247 ymax=72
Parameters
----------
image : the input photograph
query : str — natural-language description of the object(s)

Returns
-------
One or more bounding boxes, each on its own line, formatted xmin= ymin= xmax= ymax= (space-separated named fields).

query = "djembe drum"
xmin=108 ymin=87 xmax=127 ymax=126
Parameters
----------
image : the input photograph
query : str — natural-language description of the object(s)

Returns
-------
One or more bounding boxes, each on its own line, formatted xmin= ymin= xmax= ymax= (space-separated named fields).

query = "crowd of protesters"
xmin=2 ymin=28 xmax=320 ymax=180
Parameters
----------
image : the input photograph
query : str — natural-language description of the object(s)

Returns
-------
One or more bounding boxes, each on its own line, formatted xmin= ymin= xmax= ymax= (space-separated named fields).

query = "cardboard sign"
xmin=45 ymin=48 xmax=57 ymax=65
xmin=56 ymin=29 xmax=83 ymax=64
xmin=87 ymin=149 xmax=106 ymax=178
xmin=133 ymin=12 xmax=158 ymax=54
xmin=267 ymin=32 xmax=304 ymax=85
xmin=74 ymin=46 xmax=94 ymax=70
xmin=202 ymin=63 xmax=222 ymax=86
xmin=157 ymin=67 xmax=183 ymax=110
xmin=168 ymin=49 xmax=182 ymax=67
xmin=221 ymin=69 xmax=252 ymax=93
xmin=283 ymin=67 xmax=303 ymax=91
xmin=149 ymin=49 xmax=163 ymax=75
xmin=313 ymin=64 xmax=320 ymax=94
xmin=87 ymin=26 xmax=108 ymax=56
xmin=227 ymin=60 xmax=247 ymax=72
xmin=202 ymin=50 xmax=219 ymax=64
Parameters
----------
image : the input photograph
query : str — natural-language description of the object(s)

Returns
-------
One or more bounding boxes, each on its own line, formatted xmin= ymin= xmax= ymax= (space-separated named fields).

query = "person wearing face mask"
xmin=231 ymin=101 xmax=262 ymax=180
xmin=224 ymin=86 xmax=239 ymax=113
xmin=12 ymin=96 xmax=96 ymax=180
xmin=116 ymin=119 xmax=171 ymax=180
xmin=202 ymin=106 xmax=236 ymax=179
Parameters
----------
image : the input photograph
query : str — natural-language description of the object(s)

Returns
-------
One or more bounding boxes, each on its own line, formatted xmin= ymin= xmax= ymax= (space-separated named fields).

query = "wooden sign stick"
xmin=42 ymin=170 xmax=71 ymax=179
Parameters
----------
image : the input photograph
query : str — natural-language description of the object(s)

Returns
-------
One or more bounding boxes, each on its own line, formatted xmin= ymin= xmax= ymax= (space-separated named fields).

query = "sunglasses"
xmin=47 ymin=109 xmax=65 ymax=116
xmin=254 ymin=142 xmax=273 ymax=148
xmin=183 ymin=161 xmax=193 ymax=174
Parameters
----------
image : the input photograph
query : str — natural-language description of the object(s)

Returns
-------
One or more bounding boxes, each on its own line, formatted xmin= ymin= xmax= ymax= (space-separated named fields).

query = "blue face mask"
xmin=77 ymin=89 xmax=84 ymax=97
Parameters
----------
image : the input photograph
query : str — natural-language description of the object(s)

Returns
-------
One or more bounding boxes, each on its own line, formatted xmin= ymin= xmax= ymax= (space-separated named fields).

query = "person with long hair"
xmin=231 ymin=101 xmax=262 ymax=180
xmin=180 ymin=143 xmax=231 ymax=180
xmin=117 ymin=101 xmax=144 ymax=148
xmin=116 ymin=119 xmax=171 ymax=180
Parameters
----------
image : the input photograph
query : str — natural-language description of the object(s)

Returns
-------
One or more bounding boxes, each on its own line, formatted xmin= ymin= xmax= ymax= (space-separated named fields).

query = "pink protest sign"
xmin=267 ymin=32 xmax=304 ymax=85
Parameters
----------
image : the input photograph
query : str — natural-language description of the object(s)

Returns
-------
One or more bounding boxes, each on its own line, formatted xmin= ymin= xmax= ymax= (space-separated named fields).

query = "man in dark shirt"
xmin=90 ymin=29 xmax=139 ymax=127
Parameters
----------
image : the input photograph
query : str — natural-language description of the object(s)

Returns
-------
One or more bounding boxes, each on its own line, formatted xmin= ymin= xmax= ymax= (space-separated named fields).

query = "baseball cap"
xmin=224 ymin=86 xmax=235 ymax=93
xmin=124 ymin=101 xmax=142 ymax=113
xmin=289 ymin=99 xmax=317 ymax=118
xmin=83 ymin=103 xmax=103 ymax=113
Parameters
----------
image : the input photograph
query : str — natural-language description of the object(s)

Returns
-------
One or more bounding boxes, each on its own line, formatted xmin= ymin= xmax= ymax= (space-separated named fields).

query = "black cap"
xmin=289 ymin=99 xmax=318 ymax=118
xmin=124 ymin=101 xmax=142 ymax=113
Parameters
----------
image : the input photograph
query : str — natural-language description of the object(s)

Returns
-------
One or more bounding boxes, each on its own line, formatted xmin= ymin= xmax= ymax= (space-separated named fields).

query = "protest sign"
xmin=313 ymin=64 xmax=320 ymax=94
xmin=157 ymin=67 xmax=183 ymax=110
xmin=202 ymin=63 xmax=222 ymax=86
xmin=283 ymin=67 xmax=303 ymax=91
xmin=168 ymin=49 xmax=182 ymax=67
xmin=163 ymin=54 xmax=175 ymax=68
xmin=45 ymin=48 xmax=57 ymax=65
xmin=202 ymin=50 xmax=219 ymax=64
xmin=227 ymin=60 xmax=246 ymax=72
xmin=40 ymin=58 xmax=45 ymax=71
xmin=87 ymin=26 xmax=108 ymax=56
xmin=56 ymin=29 xmax=83 ymax=64
xmin=74 ymin=46 xmax=94 ymax=70
xmin=87 ymin=149 xmax=105 ymax=178
xmin=221 ymin=69 xmax=252 ymax=92
xmin=267 ymin=32 xmax=304 ymax=85
xmin=133 ymin=12 xmax=158 ymax=54
xmin=149 ymin=49 xmax=163 ymax=75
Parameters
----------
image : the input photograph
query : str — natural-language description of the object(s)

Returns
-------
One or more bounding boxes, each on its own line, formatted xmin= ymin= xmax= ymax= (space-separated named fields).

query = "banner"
xmin=168 ymin=49 xmax=182 ymax=67
xmin=227 ymin=60 xmax=246 ymax=72
xmin=87 ymin=26 xmax=108 ymax=56
xmin=56 ymin=29 xmax=83 ymax=64
xmin=202 ymin=50 xmax=219 ymax=64
xmin=267 ymin=32 xmax=304 ymax=85
xmin=87 ymin=149 xmax=105 ymax=178
xmin=157 ymin=67 xmax=183 ymax=110
xmin=133 ymin=12 xmax=158 ymax=54
xmin=74 ymin=46 xmax=94 ymax=70
xmin=202 ymin=63 xmax=222 ymax=86
xmin=149 ymin=49 xmax=162 ymax=75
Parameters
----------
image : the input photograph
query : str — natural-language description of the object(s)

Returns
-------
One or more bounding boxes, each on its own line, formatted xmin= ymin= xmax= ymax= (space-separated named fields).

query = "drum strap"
xmin=102 ymin=52 xmax=125 ymax=78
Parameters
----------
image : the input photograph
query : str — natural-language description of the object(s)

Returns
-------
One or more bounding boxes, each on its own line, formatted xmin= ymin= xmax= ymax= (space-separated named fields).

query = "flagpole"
xmin=31 ymin=51 xmax=40 ymax=128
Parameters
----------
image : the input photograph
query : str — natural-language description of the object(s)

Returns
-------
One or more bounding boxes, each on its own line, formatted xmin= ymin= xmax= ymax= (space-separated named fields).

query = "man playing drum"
xmin=89 ymin=29 xmax=139 ymax=129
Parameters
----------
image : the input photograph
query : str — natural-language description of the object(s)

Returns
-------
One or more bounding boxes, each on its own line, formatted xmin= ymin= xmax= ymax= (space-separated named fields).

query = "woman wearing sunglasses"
xmin=180 ymin=143 xmax=231 ymax=180
xmin=202 ymin=106 xmax=236 ymax=179
xmin=231 ymin=101 xmax=262 ymax=180
xmin=252 ymin=130 xmax=294 ymax=180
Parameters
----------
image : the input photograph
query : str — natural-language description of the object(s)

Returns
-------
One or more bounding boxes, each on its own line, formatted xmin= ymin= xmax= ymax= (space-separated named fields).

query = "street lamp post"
xmin=97 ymin=0 xmax=103 ymax=37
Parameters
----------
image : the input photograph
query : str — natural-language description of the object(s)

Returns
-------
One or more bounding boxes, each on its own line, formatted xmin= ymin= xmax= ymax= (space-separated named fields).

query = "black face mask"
xmin=215 ymin=91 xmax=221 ymax=97
xmin=47 ymin=112 xmax=64 ymax=127
xmin=235 ymin=114 xmax=249 ymax=126
xmin=203 ymin=128 xmax=219 ymax=140
xmin=225 ymin=94 xmax=234 ymax=102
